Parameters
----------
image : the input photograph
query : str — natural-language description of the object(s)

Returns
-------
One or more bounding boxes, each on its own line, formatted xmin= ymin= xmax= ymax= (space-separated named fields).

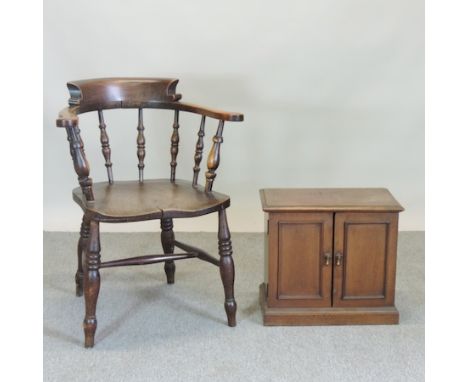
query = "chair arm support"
xmin=57 ymin=106 xmax=94 ymax=201
xmin=205 ymin=120 xmax=225 ymax=191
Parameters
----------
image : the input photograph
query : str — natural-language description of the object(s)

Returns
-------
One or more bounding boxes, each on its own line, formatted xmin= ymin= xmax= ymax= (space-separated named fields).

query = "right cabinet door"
xmin=333 ymin=212 xmax=398 ymax=308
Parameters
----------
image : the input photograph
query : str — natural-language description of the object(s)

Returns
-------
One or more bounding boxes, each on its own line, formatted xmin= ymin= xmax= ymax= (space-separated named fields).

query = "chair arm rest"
xmin=147 ymin=101 xmax=243 ymax=122
xmin=56 ymin=106 xmax=80 ymax=128
xmin=176 ymin=102 xmax=243 ymax=122
xmin=56 ymin=103 xmax=243 ymax=123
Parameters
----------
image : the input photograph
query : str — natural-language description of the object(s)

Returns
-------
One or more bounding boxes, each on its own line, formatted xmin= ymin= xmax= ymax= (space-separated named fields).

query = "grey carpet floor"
xmin=44 ymin=231 xmax=424 ymax=382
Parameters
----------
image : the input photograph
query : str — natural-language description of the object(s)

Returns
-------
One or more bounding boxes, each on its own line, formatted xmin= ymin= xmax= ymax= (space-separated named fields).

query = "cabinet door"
xmin=267 ymin=212 xmax=333 ymax=308
xmin=333 ymin=212 xmax=398 ymax=308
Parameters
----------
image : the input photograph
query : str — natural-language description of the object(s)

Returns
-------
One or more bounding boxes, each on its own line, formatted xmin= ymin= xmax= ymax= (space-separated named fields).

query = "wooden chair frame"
xmin=56 ymin=78 xmax=244 ymax=347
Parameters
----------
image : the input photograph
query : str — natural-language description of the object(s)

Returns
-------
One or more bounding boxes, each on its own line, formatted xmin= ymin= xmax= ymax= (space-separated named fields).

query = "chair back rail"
xmin=67 ymin=78 xmax=181 ymax=112
xmin=56 ymin=78 xmax=243 ymax=200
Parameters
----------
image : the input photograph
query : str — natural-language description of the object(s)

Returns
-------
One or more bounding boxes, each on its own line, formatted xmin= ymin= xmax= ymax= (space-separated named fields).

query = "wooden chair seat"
xmin=72 ymin=179 xmax=230 ymax=222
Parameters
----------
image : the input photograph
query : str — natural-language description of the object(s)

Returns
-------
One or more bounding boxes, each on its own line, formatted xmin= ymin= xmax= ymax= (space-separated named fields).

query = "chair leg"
xmin=218 ymin=208 xmax=237 ymax=327
xmin=75 ymin=216 xmax=90 ymax=297
xmin=83 ymin=220 xmax=101 ymax=348
xmin=161 ymin=218 xmax=175 ymax=284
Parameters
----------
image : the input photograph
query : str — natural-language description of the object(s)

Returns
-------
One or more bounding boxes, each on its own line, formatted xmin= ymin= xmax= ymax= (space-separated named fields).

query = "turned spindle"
xmin=136 ymin=108 xmax=145 ymax=182
xmin=205 ymin=120 xmax=224 ymax=192
xmin=97 ymin=110 xmax=113 ymax=184
xmin=192 ymin=116 xmax=206 ymax=187
xmin=65 ymin=126 xmax=94 ymax=201
xmin=170 ymin=110 xmax=180 ymax=182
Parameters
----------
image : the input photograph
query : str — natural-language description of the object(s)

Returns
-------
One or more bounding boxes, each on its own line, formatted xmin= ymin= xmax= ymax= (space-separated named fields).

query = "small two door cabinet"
xmin=260 ymin=188 xmax=404 ymax=325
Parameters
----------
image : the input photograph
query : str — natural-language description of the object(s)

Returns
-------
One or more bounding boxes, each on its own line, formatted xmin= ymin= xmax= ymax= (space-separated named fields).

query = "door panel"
xmin=278 ymin=222 xmax=321 ymax=299
xmin=268 ymin=212 xmax=333 ymax=308
xmin=333 ymin=212 xmax=398 ymax=307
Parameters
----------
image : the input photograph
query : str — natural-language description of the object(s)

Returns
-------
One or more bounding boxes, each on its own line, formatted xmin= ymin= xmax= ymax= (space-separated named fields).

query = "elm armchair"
xmin=56 ymin=78 xmax=244 ymax=347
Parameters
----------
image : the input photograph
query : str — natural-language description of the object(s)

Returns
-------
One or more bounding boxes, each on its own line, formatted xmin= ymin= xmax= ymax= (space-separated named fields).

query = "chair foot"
xmin=164 ymin=260 xmax=175 ymax=284
xmin=83 ymin=220 xmax=101 ymax=348
xmin=83 ymin=318 xmax=97 ymax=348
xmin=161 ymin=218 xmax=176 ymax=284
xmin=218 ymin=208 xmax=237 ymax=327
xmin=225 ymin=299 xmax=237 ymax=327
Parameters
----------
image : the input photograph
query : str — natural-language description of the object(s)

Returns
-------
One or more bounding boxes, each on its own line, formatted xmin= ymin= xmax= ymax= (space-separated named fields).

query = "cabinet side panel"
xmin=264 ymin=213 xmax=269 ymax=285
xmin=278 ymin=222 xmax=322 ymax=299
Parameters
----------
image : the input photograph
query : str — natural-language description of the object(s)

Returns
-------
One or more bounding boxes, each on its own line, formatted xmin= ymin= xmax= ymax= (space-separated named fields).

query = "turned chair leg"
xmin=218 ymin=208 xmax=237 ymax=327
xmin=75 ymin=216 xmax=90 ymax=297
xmin=83 ymin=220 xmax=101 ymax=348
xmin=161 ymin=218 xmax=176 ymax=284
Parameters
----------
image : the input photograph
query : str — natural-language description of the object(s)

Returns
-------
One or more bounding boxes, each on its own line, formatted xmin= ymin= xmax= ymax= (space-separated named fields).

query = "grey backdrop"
xmin=44 ymin=0 xmax=424 ymax=232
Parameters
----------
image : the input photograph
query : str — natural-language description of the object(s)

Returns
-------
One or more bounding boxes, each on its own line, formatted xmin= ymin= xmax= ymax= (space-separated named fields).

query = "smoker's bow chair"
xmin=56 ymin=78 xmax=244 ymax=347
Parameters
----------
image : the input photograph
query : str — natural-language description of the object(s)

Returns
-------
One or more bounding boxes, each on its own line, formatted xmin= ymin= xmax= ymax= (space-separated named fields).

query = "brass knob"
xmin=324 ymin=253 xmax=332 ymax=266
xmin=335 ymin=252 xmax=343 ymax=266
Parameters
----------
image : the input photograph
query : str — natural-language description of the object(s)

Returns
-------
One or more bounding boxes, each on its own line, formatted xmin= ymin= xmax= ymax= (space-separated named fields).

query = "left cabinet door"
xmin=267 ymin=212 xmax=333 ymax=308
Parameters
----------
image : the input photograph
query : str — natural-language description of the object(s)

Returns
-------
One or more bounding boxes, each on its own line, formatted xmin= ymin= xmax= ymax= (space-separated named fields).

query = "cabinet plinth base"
xmin=259 ymin=284 xmax=399 ymax=326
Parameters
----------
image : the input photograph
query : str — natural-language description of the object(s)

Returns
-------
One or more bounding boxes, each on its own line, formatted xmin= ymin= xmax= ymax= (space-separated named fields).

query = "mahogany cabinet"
xmin=259 ymin=188 xmax=404 ymax=325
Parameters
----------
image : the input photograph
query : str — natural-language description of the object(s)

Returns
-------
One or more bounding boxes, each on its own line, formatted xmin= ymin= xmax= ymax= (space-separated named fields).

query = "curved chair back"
xmin=56 ymin=78 xmax=244 ymax=201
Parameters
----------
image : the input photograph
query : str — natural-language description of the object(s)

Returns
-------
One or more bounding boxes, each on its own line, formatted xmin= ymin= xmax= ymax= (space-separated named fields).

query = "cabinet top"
xmin=260 ymin=188 xmax=404 ymax=212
